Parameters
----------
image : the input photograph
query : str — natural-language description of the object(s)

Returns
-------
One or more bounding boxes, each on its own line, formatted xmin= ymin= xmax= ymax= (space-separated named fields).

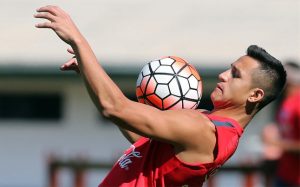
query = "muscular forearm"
xmin=70 ymin=36 xmax=127 ymax=116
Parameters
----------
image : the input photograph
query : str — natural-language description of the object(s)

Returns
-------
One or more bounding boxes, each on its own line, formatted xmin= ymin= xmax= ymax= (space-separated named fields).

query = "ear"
xmin=248 ymin=88 xmax=264 ymax=103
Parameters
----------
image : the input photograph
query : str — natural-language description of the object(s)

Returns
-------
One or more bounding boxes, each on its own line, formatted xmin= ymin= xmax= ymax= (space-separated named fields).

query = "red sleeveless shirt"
xmin=100 ymin=114 xmax=243 ymax=187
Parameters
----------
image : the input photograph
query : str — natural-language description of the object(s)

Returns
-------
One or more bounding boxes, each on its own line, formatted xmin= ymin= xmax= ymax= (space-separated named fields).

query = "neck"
xmin=210 ymin=106 xmax=254 ymax=129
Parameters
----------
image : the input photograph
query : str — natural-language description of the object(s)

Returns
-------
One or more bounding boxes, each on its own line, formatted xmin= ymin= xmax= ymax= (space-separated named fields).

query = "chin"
xmin=210 ymin=96 xmax=228 ymax=109
xmin=210 ymin=92 xmax=219 ymax=104
xmin=210 ymin=97 xmax=220 ymax=108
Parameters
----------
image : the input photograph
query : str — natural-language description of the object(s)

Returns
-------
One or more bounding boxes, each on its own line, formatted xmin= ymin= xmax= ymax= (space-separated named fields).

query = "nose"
xmin=218 ymin=69 xmax=229 ymax=82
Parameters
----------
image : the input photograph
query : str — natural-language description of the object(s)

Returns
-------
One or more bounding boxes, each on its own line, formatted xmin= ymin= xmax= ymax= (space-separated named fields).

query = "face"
xmin=211 ymin=55 xmax=260 ymax=109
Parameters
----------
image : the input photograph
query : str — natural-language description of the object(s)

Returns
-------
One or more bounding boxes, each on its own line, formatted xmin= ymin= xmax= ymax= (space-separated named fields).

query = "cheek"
xmin=230 ymin=83 xmax=244 ymax=94
xmin=221 ymin=84 xmax=243 ymax=102
xmin=231 ymin=84 xmax=251 ymax=101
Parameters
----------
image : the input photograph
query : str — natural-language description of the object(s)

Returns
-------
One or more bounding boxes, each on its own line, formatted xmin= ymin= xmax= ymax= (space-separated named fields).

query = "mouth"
xmin=216 ymin=83 xmax=223 ymax=92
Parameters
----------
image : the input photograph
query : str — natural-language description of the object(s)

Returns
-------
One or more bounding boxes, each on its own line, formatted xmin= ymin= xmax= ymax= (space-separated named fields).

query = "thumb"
xmin=67 ymin=48 xmax=75 ymax=54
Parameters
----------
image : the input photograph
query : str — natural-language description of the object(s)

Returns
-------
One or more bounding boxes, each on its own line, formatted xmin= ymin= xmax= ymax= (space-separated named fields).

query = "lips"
xmin=216 ymin=83 xmax=223 ymax=92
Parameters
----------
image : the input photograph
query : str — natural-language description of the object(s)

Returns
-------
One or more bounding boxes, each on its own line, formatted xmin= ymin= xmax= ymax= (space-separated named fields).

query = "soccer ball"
xmin=136 ymin=56 xmax=202 ymax=110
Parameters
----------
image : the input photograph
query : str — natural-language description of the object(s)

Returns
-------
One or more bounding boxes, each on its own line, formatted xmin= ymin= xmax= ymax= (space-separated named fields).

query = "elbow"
xmin=101 ymin=95 xmax=129 ymax=119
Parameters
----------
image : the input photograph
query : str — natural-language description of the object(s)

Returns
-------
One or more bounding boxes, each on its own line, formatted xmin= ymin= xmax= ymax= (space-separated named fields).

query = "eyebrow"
xmin=231 ymin=64 xmax=242 ymax=75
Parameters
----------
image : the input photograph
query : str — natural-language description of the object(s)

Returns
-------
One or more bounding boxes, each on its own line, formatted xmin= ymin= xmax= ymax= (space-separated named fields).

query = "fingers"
xmin=61 ymin=63 xmax=79 ymax=72
xmin=60 ymin=58 xmax=77 ymax=69
xmin=34 ymin=6 xmax=57 ymax=28
xmin=60 ymin=58 xmax=80 ymax=73
xmin=35 ymin=22 xmax=53 ymax=29
xmin=34 ymin=12 xmax=56 ymax=21
xmin=36 ymin=5 xmax=60 ymax=16
xmin=67 ymin=48 xmax=75 ymax=54
xmin=34 ymin=5 xmax=67 ymax=28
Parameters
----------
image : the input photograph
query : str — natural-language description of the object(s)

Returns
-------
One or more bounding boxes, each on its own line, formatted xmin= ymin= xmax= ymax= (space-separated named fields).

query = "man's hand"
xmin=34 ymin=5 xmax=82 ymax=45
xmin=60 ymin=48 xmax=80 ymax=73
xmin=34 ymin=6 xmax=81 ymax=73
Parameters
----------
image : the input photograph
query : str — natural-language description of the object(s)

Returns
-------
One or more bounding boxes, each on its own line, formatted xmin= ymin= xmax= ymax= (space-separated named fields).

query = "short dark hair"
xmin=247 ymin=45 xmax=286 ymax=110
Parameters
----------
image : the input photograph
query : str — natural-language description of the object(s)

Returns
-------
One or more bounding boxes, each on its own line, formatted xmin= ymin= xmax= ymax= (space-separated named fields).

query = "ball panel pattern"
xmin=198 ymin=81 xmax=203 ymax=97
xmin=172 ymin=60 xmax=186 ymax=73
xmin=155 ymin=84 xmax=170 ymax=99
xmin=183 ymin=100 xmax=198 ymax=109
xmin=189 ymin=64 xmax=201 ymax=80
xmin=168 ymin=100 xmax=183 ymax=110
xmin=177 ymin=77 xmax=189 ymax=95
xmin=169 ymin=78 xmax=181 ymax=97
xmin=145 ymin=77 xmax=157 ymax=95
xmin=136 ymin=56 xmax=202 ymax=110
xmin=136 ymin=73 xmax=143 ymax=86
xmin=141 ymin=63 xmax=151 ymax=76
xmin=149 ymin=60 xmax=160 ymax=72
xmin=171 ymin=56 xmax=188 ymax=64
xmin=160 ymin=58 xmax=175 ymax=65
xmin=163 ymin=95 xmax=181 ymax=109
xmin=188 ymin=76 xmax=198 ymax=89
xmin=145 ymin=99 xmax=154 ymax=107
xmin=179 ymin=65 xmax=192 ymax=78
xmin=154 ymin=74 xmax=173 ymax=84
xmin=140 ymin=75 xmax=150 ymax=93
xmin=185 ymin=89 xmax=199 ymax=100
xmin=136 ymin=87 xmax=143 ymax=98
xmin=155 ymin=65 xmax=174 ymax=74
xmin=147 ymin=94 xmax=163 ymax=109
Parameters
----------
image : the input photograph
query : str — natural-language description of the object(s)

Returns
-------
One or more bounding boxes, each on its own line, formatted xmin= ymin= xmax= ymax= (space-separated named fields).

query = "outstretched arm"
xmin=34 ymin=6 xmax=216 ymax=162
xmin=34 ymin=6 xmax=142 ymax=143
xmin=61 ymin=48 xmax=142 ymax=144
xmin=34 ymin=5 xmax=159 ymax=140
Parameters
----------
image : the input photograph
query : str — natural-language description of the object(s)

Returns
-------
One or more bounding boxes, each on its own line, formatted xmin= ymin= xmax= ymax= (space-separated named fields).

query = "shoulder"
xmin=176 ymin=109 xmax=216 ymax=141
xmin=173 ymin=109 xmax=215 ymax=130
xmin=174 ymin=109 xmax=217 ymax=163
xmin=157 ymin=109 xmax=216 ymax=144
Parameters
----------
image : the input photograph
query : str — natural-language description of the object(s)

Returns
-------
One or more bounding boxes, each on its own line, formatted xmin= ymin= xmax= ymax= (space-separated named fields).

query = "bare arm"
xmin=34 ymin=6 xmax=216 ymax=161
xmin=61 ymin=48 xmax=143 ymax=144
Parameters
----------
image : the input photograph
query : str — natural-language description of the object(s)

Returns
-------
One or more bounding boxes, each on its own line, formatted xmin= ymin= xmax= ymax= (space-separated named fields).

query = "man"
xmin=263 ymin=62 xmax=300 ymax=187
xmin=34 ymin=5 xmax=286 ymax=186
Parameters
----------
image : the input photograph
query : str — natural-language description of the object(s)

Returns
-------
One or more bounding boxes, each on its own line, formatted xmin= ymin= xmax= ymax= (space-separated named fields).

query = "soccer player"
xmin=34 ymin=5 xmax=287 ymax=187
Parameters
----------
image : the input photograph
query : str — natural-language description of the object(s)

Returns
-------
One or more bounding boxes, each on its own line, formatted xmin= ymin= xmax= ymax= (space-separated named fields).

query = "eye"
xmin=231 ymin=68 xmax=240 ymax=78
